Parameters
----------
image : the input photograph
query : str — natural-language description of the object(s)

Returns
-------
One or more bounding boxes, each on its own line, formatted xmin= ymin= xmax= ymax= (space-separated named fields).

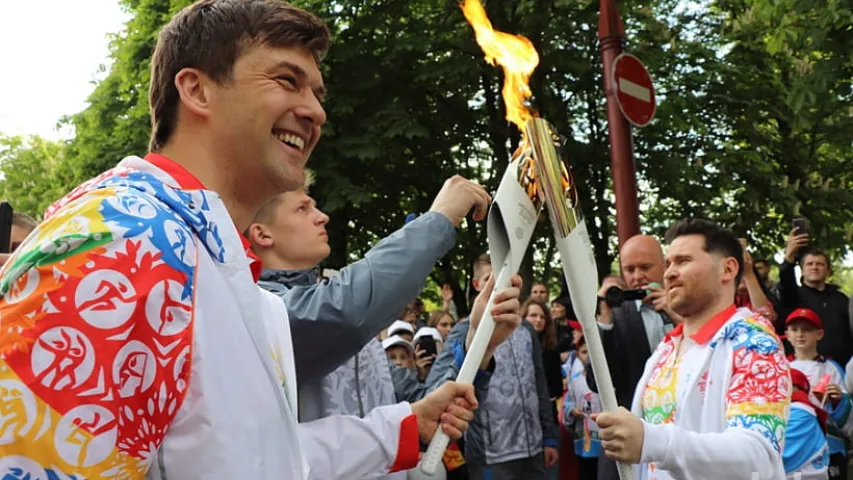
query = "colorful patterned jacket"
xmin=630 ymin=306 xmax=791 ymax=480
xmin=0 ymin=155 xmax=420 ymax=479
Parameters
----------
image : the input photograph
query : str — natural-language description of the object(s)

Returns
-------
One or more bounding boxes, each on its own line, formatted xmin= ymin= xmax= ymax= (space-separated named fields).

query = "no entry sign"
xmin=612 ymin=53 xmax=656 ymax=127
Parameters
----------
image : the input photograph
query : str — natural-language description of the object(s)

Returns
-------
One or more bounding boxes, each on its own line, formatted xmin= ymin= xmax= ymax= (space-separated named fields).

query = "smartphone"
xmin=417 ymin=336 xmax=437 ymax=357
xmin=0 ymin=202 xmax=13 ymax=254
xmin=792 ymin=218 xmax=808 ymax=235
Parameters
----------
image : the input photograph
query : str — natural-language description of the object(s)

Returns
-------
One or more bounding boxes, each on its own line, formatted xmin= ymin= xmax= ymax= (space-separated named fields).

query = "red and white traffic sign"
xmin=612 ymin=53 xmax=656 ymax=127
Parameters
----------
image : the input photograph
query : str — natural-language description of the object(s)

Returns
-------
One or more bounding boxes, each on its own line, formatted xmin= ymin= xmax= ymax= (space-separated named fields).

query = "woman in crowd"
xmin=522 ymin=298 xmax=564 ymax=405
xmin=428 ymin=310 xmax=455 ymax=342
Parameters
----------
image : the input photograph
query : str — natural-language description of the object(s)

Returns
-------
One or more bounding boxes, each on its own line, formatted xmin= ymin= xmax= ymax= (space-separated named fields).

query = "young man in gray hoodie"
xmin=247 ymin=174 xmax=523 ymax=478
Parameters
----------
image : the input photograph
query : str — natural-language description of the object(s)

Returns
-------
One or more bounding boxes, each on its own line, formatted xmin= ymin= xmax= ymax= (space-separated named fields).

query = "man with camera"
xmin=587 ymin=235 xmax=681 ymax=480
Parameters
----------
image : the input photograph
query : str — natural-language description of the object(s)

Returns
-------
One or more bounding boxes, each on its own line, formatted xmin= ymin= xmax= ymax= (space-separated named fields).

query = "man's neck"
xmin=793 ymin=348 xmax=819 ymax=361
xmin=159 ymin=135 xmax=265 ymax=233
xmin=259 ymin=255 xmax=313 ymax=272
xmin=681 ymin=296 xmax=734 ymax=339
xmin=803 ymin=278 xmax=827 ymax=291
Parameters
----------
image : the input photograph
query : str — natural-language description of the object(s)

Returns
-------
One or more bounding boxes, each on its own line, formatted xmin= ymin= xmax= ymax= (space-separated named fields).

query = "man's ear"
xmin=247 ymin=224 xmax=274 ymax=249
xmin=174 ymin=67 xmax=215 ymax=119
xmin=722 ymin=256 xmax=739 ymax=284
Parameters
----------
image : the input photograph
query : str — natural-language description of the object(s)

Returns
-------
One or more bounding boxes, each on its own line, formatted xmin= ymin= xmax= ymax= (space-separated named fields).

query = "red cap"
xmin=786 ymin=308 xmax=822 ymax=329
xmin=568 ymin=320 xmax=582 ymax=331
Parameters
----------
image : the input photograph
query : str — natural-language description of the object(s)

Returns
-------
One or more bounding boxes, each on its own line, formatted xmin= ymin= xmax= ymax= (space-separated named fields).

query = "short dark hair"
xmin=665 ymin=218 xmax=744 ymax=287
xmin=801 ymin=249 xmax=830 ymax=266
xmin=754 ymin=258 xmax=770 ymax=267
xmin=149 ymin=0 xmax=331 ymax=152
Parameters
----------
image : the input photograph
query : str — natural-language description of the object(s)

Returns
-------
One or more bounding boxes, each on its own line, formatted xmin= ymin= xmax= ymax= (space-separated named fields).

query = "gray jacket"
xmin=259 ymin=212 xmax=456 ymax=384
xmin=426 ymin=319 xmax=558 ymax=466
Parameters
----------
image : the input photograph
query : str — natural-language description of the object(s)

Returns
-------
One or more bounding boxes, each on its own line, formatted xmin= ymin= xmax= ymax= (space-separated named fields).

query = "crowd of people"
xmin=0 ymin=1 xmax=852 ymax=480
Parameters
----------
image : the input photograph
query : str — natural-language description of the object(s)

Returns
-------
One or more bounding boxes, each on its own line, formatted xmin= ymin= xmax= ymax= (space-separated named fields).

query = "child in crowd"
xmin=387 ymin=320 xmax=415 ymax=343
xmin=383 ymin=335 xmax=415 ymax=369
xmin=783 ymin=368 xmax=830 ymax=479
xmin=786 ymin=308 xmax=853 ymax=479
xmin=562 ymin=335 xmax=601 ymax=480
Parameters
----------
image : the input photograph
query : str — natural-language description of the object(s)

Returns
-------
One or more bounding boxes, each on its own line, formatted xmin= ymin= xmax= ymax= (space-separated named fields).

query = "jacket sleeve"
xmin=425 ymin=320 xmax=494 ymax=401
xmin=0 ymin=188 xmax=195 ymax=479
xmin=299 ymin=402 xmax=421 ymax=479
xmin=526 ymin=322 xmax=559 ymax=447
xmin=562 ymin=364 xmax=578 ymax=429
xmin=587 ymin=314 xmax=623 ymax=398
xmin=639 ymin=325 xmax=790 ymax=479
xmin=824 ymin=360 xmax=853 ymax=438
xmin=282 ymin=212 xmax=456 ymax=382
xmin=391 ymin=363 xmax=428 ymax=403
xmin=778 ymin=260 xmax=801 ymax=309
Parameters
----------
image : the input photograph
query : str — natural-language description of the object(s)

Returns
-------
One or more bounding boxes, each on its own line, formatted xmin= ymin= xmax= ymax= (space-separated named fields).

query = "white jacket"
xmin=0 ymin=155 xmax=419 ymax=479
xmin=631 ymin=306 xmax=791 ymax=480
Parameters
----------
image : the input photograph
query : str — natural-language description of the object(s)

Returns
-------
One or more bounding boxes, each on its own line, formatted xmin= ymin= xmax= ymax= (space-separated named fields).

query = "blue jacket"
xmin=427 ymin=319 xmax=558 ymax=466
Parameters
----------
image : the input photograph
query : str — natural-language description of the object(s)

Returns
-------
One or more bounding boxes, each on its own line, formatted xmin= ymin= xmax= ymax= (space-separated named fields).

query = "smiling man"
xmin=0 ymin=1 xmax=523 ymax=479
xmin=595 ymin=219 xmax=790 ymax=480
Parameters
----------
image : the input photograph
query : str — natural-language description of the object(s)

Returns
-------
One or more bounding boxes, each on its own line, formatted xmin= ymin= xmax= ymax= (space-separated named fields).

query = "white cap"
xmin=413 ymin=327 xmax=442 ymax=344
xmin=388 ymin=320 xmax=415 ymax=337
xmin=382 ymin=335 xmax=414 ymax=353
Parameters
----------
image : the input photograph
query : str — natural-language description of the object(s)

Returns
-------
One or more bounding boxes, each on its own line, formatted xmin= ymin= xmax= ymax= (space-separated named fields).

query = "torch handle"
xmin=420 ymin=263 xmax=513 ymax=475
xmin=554 ymin=233 xmax=634 ymax=480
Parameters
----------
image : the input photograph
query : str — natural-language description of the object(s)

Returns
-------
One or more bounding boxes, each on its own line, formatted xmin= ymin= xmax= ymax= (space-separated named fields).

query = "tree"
xmin=0 ymin=134 xmax=67 ymax=218
xmin=27 ymin=0 xmax=850 ymax=316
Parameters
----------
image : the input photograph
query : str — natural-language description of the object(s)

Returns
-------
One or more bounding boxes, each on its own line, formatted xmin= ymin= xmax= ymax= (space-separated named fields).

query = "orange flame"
xmin=460 ymin=0 xmax=540 ymax=132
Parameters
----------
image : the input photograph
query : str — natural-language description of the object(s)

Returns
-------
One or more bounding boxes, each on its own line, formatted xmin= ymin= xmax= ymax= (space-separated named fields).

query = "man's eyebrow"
xmin=272 ymin=60 xmax=327 ymax=101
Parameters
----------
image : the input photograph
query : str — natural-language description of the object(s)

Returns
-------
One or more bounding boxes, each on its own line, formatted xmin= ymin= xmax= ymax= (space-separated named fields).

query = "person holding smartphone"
xmin=779 ymin=219 xmax=852 ymax=367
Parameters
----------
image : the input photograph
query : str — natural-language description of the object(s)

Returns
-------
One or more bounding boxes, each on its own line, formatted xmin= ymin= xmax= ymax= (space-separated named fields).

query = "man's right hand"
xmin=596 ymin=282 xmax=615 ymax=325
xmin=785 ymin=227 xmax=809 ymax=264
xmin=429 ymin=175 xmax=491 ymax=227
xmin=466 ymin=273 xmax=522 ymax=368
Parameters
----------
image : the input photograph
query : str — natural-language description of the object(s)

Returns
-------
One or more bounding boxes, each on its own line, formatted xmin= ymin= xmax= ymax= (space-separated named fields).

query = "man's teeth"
xmin=274 ymin=132 xmax=305 ymax=151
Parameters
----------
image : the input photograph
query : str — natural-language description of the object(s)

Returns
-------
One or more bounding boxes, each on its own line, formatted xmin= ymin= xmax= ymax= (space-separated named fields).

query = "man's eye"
xmin=277 ymin=76 xmax=297 ymax=88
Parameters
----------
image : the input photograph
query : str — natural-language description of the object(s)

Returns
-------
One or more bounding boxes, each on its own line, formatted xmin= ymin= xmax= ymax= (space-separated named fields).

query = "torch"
xmin=527 ymin=117 xmax=634 ymax=480
xmin=422 ymin=1 xmax=632 ymax=477
xmin=420 ymin=143 xmax=543 ymax=475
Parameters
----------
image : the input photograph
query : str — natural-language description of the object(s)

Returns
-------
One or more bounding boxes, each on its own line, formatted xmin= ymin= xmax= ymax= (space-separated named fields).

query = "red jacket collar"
xmin=144 ymin=153 xmax=263 ymax=282
xmin=665 ymin=304 xmax=737 ymax=345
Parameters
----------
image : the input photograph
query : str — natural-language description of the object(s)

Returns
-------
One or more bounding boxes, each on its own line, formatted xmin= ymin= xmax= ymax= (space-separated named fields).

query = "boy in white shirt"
xmin=786 ymin=308 xmax=853 ymax=479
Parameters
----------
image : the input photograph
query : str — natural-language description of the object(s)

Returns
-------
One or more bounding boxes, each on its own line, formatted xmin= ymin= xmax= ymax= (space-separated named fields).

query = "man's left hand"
xmin=596 ymin=407 xmax=645 ymax=463
xmin=544 ymin=446 xmax=559 ymax=468
xmin=412 ymin=381 xmax=477 ymax=442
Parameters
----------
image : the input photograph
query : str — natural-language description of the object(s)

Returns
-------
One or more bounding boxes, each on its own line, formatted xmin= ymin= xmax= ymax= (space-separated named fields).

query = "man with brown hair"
xmin=0 ymin=1 xmax=523 ymax=478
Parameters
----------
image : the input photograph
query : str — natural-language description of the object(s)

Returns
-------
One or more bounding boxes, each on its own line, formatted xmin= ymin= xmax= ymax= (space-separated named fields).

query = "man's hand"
xmin=429 ymin=175 xmax=492 ymax=227
xmin=644 ymin=284 xmax=683 ymax=326
xmin=412 ymin=381 xmax=478 ymax=442
xmin=596 ymin=407 xmax=645 ymax=463
xmin=596 ymin=282 xmax=615 ymax=325
xmin=466 ymin=273 xmax=522 ymax=369
xmin=544 ymin=446 xmax=559 ymax=468
xmin=441 ymin=284 xmax=454 ymax=305
xmin=785 ymin=227 xmax=809 ymax=264
xmin=742 ymin=249 xmax=755 ymax=278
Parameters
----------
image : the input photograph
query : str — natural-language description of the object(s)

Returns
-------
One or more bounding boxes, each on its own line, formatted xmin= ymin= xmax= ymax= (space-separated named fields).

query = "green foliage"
xmin=0 ymin=135 xmax=67 ymax=218
xmin=2 ymin=0 xmax=852 ymax=313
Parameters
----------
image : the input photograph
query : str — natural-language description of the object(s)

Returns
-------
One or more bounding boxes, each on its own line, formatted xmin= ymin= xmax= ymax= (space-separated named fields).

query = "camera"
xmin=602 ymin=286 xmax=646 ymax=307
